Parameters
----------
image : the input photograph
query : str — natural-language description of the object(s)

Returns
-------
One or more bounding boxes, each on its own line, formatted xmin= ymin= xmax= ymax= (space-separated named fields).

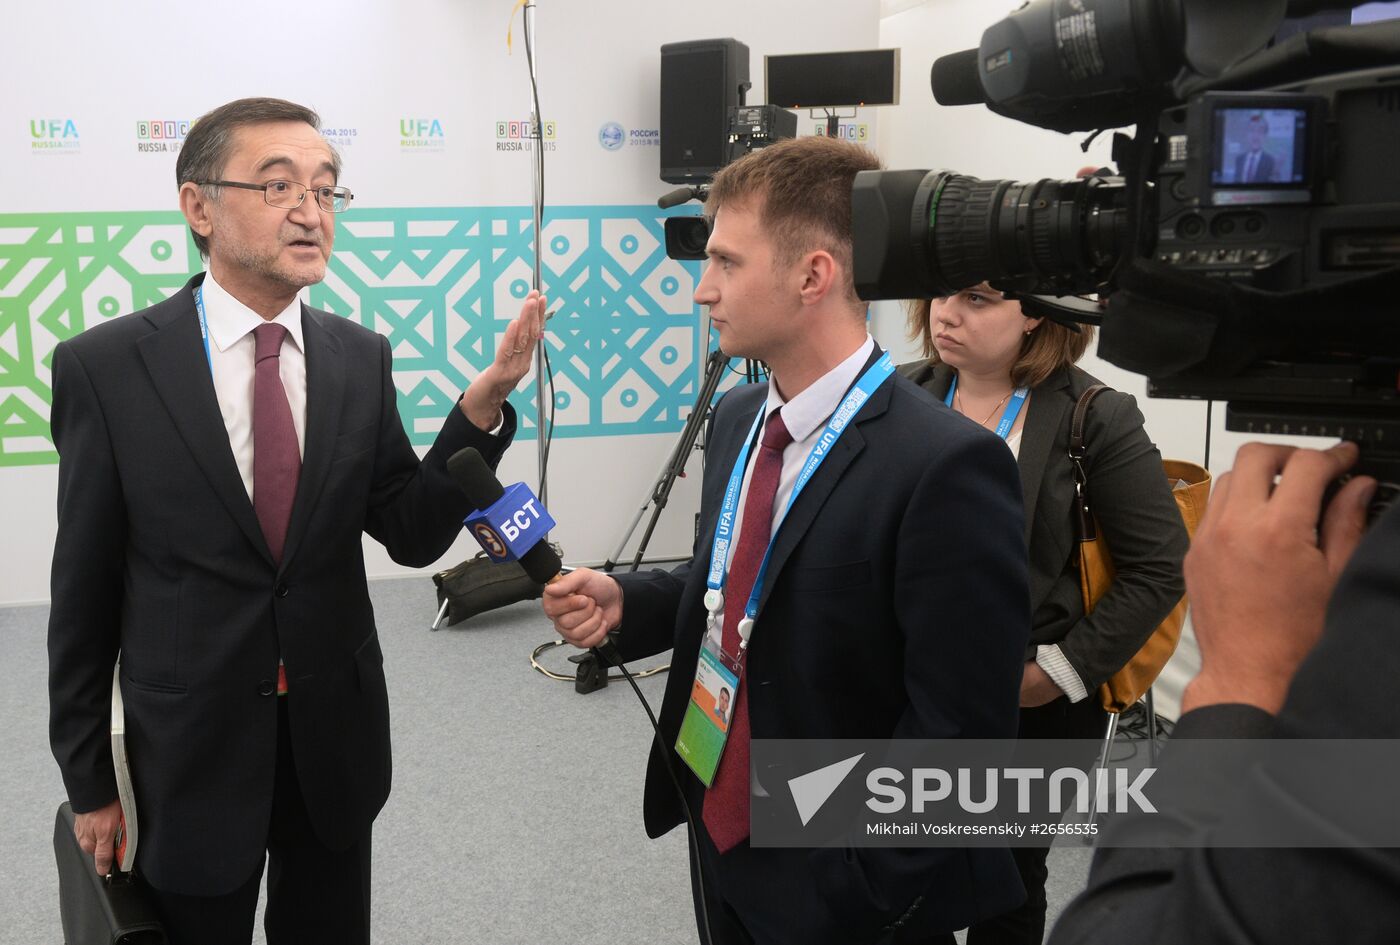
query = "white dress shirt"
xmin=720 ymin=334 xmax=876 ymax=621
xmin=199 ymin=272 xmax=308 ymax=502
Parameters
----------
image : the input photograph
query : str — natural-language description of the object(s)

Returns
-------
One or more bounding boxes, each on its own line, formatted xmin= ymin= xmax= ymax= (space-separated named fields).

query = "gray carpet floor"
xmin=1 ymin=576 xmax=1094 ymax=944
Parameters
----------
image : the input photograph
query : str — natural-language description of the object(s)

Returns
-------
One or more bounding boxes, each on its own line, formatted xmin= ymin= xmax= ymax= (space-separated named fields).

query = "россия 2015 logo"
xmin=598 ymin=121 xmax=624 ymax=151
xmin=597 ymin=121 xmax=660 ymax=151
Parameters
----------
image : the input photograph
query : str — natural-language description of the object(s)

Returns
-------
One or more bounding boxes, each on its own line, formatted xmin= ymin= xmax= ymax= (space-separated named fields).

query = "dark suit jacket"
xmin=900 ymin=362 xmax=1187 ymax=692
xmin=48 ymin=273 xmax=513 ymax=896
xmin=1049 ymin=499 xmax=1400 ymax=945
xmin=1234 ymin=149 xmax=1275 ymax=184
xmin=614 ymin=355 xmax=1030 ymax=942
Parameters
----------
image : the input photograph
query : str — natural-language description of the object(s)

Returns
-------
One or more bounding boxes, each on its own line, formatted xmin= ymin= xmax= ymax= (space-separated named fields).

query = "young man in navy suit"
xmin=543 ymin=136 xmax=1031 ymax=944
xmin=50 ymin=97 xmax=544 ymax=945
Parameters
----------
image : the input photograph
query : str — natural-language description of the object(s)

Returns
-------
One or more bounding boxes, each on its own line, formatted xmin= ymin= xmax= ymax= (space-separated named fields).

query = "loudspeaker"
xmin=660 ymin=38 xmax=751 ymax=185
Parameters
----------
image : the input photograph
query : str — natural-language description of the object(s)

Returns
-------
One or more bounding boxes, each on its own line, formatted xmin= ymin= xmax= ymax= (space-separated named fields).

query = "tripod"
xmin=602 ymin=348 xmax=758 ymax=573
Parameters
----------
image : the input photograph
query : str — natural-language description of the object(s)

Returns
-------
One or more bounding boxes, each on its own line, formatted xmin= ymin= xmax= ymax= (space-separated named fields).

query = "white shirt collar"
xmin=763 ymin=334 xmax=876 ymax=442
xmin=200 ymin=270 xmax=305 ymax=354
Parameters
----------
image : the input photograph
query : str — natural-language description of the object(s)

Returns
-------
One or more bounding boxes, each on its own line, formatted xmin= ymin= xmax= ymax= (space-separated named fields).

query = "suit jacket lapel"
xmin=137 ymin=279 xmax=273 ymax=565
xmin=1015 ymin=369 xmax=1071 ymax=546
xmin=753 ymin=350 xmax=888 ymax=613
xmin=279 ymin=305 xmax=344 ymax=573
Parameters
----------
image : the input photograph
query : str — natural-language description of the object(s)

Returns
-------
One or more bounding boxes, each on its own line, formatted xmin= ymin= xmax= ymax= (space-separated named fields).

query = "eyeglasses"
xmin=199 ymin=179 xmax=354 ymax=213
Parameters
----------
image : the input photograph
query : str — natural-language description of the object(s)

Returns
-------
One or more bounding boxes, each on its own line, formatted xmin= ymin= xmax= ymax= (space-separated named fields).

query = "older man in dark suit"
xmin=49 ymin=97 xmax=543 ymax=945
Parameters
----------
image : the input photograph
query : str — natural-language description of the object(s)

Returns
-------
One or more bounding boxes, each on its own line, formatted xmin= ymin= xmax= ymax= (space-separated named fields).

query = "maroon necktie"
xmin=703 ymin=407 xmax=793 ymax=853
xmin=252 ymin=323 xmax=300 ymax=565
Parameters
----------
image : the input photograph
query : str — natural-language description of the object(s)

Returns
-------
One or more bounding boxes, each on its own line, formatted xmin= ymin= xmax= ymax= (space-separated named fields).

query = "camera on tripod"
xmin=661 ymin=104 xmax=798 ymax=261
xmin=851 ymin=0 xmax=1400 ymax=484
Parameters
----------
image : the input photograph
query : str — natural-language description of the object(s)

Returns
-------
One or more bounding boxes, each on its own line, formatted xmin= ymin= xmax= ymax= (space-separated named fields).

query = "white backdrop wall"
xmin=875 ymin=0 xmax=1346 ymax=717
xmin=0 ymin=0 xmax=882 ymax=605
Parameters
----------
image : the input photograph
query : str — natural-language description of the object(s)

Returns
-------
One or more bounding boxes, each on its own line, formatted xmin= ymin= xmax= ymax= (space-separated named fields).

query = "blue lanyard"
xmin=193 ymin=285 xmax=214 ymax=373
xmin=702 ymin=352 xmax=896 ymax=643
xmin=944 ymin=376 xmax=1029 ymax=440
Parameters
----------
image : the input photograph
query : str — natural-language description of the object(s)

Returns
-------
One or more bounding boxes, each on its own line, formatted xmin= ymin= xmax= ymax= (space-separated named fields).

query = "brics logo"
xmin=135 ymin=120 xmax=191 ymax=154
xmin=30 ymin=119 xmax=80 ymax=153
xmin=136 ymin=120 xmax=190 ymax=140
xmin=813 ymin=122 xmax=870 ymax=142
xmin=400 ymin=118 xmax=445 ymax=152
xmin=495 ymin=118 xmax=557 ymax=153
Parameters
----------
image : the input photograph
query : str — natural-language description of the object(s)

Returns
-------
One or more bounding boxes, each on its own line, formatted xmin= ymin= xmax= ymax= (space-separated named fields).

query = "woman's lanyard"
xmin=193 ymin=285 xmax=214 ymax=372
xmin=944 ymin=375 xmax=1029 ymax=441
xmin=702 ymin=352 xmax=896 ymax=647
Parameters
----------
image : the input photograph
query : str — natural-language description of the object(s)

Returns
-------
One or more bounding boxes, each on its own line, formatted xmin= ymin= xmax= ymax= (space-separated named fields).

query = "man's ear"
xmin=179 ymin=182 xmax=214 ymax=244
xmin=797 ymin=249 xmax=838 ymax=306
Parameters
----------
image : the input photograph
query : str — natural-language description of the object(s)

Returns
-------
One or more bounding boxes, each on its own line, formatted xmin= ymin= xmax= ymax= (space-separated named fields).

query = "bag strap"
xmin=1069 ymin=384 xmax=1111 ymax=543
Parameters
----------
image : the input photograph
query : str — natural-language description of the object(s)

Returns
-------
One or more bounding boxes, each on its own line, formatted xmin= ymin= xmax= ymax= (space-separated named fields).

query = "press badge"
xmin=674 ymin=630 xmax=742 ymax=787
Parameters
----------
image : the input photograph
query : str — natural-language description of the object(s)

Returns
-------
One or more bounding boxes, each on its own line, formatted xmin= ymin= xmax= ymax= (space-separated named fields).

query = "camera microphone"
xmin=657 ymin=185 xmax=704 ymax=210
xmin=931 ymin=48 xmax=986 ymax=106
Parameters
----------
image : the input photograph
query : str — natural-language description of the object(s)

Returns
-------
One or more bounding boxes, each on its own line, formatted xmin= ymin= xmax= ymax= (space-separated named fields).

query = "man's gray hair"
xmin=176 ymin=97 xmax=342 ymax=258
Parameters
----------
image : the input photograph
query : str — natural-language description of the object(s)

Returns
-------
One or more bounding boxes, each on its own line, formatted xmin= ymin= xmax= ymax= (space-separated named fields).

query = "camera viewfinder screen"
xmin=1212 ymin=107 xmax=1309 ymax=187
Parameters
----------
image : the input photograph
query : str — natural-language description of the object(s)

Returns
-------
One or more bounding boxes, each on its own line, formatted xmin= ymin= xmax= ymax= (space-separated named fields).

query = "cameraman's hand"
xmin=542 ymin=568 xmax=623 ymax=649
xmin=74 ymin=797 xmax=123 ymax=876
xmin=1182 ymin=441 xmax=1376 ymax=715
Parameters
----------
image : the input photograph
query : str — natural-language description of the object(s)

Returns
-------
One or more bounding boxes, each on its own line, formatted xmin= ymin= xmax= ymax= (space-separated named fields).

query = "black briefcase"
xmin=54 ymin=802 xmax=165 ymax=945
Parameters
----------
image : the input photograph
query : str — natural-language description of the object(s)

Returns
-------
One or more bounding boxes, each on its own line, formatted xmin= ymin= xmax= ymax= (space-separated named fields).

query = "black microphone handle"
xmin=519 ymin=542 xmax=624 ymax=666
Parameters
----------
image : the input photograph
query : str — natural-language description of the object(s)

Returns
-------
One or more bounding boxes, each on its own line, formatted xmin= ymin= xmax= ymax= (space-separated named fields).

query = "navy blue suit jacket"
xmin=614 ymin=355 xmax=1030 ymax=942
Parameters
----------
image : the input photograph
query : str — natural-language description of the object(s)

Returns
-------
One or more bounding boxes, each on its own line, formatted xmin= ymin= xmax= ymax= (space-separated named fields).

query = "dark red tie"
xmin=252 ymin=323 xmax=300 ymax=565
xmin=703 ymin=407 xmax=793 ymax=853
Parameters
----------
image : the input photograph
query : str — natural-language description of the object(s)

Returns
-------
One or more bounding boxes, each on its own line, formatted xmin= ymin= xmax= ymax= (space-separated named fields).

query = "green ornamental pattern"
xmin=0 ymin=206 xmax=707 ymax=467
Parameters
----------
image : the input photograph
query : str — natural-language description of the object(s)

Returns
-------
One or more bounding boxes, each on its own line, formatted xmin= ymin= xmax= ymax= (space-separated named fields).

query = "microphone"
xmin=446 ymin=448 xmax=622 ymax=663
xmin=446 ymin=447 xmax=561 ymax=586
xmin=931 ymin=48 xmax=987 ymax=106
xmin=657 ymin=185 xmax=705 ymax=210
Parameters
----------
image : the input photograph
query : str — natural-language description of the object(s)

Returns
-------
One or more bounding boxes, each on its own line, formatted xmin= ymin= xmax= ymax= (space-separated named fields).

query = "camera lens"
xmin=663 ymin=217 xmax=711 ymax=261
xmin=852 ymin=169 xmax=1127 ymax=299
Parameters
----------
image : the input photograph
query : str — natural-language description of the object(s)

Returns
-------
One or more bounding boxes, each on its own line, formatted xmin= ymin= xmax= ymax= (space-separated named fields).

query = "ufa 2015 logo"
xmin=31 ymin=119 xmax=80 ymax=153
xmin=400 ymin=118 xmax=446 ymax=152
